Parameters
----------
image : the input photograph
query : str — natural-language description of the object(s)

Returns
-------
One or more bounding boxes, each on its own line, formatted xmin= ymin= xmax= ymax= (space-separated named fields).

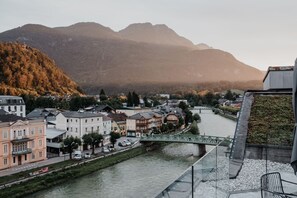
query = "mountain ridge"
xmin=0 ymin=22 xmax=263 ymax=94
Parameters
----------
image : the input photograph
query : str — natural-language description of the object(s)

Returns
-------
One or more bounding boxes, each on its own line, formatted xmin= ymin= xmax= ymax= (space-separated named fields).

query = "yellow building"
xmin=0 ymin=114 xmax=46 ymax=170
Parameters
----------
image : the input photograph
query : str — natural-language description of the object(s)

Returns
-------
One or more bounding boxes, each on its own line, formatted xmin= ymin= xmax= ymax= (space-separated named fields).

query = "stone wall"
xmin=245 ymin=144 xmax=292 ymax=163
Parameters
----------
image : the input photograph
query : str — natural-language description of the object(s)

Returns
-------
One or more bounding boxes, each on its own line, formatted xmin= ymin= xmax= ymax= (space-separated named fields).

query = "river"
xmin=29 ymin=109 xmax=236 ymax=198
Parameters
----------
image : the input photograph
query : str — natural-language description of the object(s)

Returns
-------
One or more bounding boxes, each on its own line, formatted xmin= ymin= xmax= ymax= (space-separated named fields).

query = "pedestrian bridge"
xmin=140 ymin=134 xmax=231 ymax=146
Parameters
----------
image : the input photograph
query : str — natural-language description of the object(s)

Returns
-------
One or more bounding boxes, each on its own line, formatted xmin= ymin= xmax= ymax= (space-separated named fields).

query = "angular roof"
xmin=128 ymin=112 xmax=162 ymax=120
xmin=27 ymin=108 xmax=60 ymax=119
xmin=46 ymin=128 xmax=66 ymax=139
xmin=107 ymin=113 xmax=127 ymax=122
xmin=0 ymin=114 xmax=27 ymax=122
xmin=60 ymin=111 xmax=104 ymax=118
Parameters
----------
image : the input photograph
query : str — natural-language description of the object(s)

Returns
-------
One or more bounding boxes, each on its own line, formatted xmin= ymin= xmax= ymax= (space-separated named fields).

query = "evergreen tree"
xmin=132 ymin=91 xmax=140 ymax=106
xmin=99 ymin=89 xmax=107 ymax=101
xmin=127 ymin=92 xmax=133 ymax=107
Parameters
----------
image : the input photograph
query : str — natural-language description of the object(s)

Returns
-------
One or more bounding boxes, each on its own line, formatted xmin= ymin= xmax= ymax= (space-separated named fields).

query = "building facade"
xmin=126 ymin=112 xmax=162 ymax=137
xmin=0 ymin=95 xmax=26 ymax=117
xmin=263 ymin=66 xmax=293 ymax=90
xmin=0 ymin=115 xmax=46 ymax=170
xmin=55 ymin=111 xmax=111 ymax=139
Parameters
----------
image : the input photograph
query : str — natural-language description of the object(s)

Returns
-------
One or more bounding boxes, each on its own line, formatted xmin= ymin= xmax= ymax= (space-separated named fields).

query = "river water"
xmin=29 ymin=109 xmax=236 ymax=198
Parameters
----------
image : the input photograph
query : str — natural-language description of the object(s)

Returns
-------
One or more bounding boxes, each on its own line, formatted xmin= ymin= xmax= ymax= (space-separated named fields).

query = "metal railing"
xmin=155 ymin=139 xmax=230 ymax=198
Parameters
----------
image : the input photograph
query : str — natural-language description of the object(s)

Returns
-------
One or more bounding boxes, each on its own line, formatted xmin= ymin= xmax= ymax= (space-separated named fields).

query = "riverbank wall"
xmin=0 ymin=146 xmax=146 ymax=198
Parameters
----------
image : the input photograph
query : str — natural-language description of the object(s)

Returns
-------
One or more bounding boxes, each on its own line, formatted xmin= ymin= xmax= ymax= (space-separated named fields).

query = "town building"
xmin=0 ymin=114 xmax=46 ymax=170
xmin=0 ymin=95 xmax=26 ymax=117
xmin=126 ymin=112 xmax=162 ymax=137
xmin=108 ymin=113 xmax=127 ymax=136
xmin=55 ymin=111 xmax=112 ymax=139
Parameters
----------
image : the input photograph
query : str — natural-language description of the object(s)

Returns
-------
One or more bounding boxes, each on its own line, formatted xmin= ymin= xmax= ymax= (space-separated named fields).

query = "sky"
xmin=1 ymin=0 xmax=297 ymax=71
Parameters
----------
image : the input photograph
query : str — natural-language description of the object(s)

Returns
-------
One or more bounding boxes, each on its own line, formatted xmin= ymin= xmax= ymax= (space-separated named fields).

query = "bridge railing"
xmin=155 ymin=139 xmax=230 ymax=198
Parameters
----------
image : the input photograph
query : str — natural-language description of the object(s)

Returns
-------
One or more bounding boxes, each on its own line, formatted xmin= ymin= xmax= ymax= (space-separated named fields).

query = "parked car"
xmin=84 ymin=152 xmax=91 ymax=159
xmin=102 ymin=147 xmax=110 ymax=153
xmin=123 ymin=140 xmax=131 ymax=146
xmin=108 ymin=145 xmax=115 ymax=151
xmin=73 ymin=150 xmax=82 ymax=160
xmin=118 ymin=141 xmax=127 ymax=147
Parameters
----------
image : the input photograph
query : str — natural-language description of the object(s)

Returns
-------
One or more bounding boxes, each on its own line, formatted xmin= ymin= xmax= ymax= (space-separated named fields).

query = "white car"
xmin=102 ymin=147 xmax=110 ymax=153
xmin=73 ymin=150 xmax=82 ymax=160
xmin=124 ymin=140 xmax=131 ymax=146
xmin=84 ymin=152 xmax=91 ymax=159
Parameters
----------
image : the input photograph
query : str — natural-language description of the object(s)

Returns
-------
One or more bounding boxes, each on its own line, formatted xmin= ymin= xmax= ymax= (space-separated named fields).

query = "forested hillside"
xmin=0 ymin=42 xmax=83 ymax=96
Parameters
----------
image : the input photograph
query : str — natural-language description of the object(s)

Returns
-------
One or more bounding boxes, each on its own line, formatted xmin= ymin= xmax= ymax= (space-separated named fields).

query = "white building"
xmin=263 ymin=66 xmax=293 ymax=90
xmin=0 ymin=96 xmax=26 ymax=117
xmin=55 ymin=111 xmax=112 ymax=140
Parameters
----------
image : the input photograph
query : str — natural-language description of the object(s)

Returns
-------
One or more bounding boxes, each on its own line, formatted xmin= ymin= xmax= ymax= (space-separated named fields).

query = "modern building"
xmin=263 ymin=66 xmax=293 ymax=90
xmin=126 ymin=112 xmax=162 ymax=137
xmin=0 ymin=114 xmax=46 ymax=170
xmin=0 ymin=95 xmax=26 ymax=117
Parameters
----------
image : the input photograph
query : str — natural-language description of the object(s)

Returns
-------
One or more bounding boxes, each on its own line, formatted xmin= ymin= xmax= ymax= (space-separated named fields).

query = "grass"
xmin=247 ymin=95 xmax=294 ymax=145
xmin=0 ymin=146 xmax=146 ymax=198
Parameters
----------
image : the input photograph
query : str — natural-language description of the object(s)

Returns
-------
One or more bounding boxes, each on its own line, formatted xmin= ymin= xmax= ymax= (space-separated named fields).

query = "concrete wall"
xmin=245 ymin=144 xmax=292 ymax=163
xmin=263 ymin=70 xmax=293 ymax=90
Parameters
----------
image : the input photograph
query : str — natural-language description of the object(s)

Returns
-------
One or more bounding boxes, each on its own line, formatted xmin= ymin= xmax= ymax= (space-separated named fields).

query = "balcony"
xmin=11 ymin=136 xmax=32 ymax=144
xmin=12 ymin=148 xmax=32 ymax=155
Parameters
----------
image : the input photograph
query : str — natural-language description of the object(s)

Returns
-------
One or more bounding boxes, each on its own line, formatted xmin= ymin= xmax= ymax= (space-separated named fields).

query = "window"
xmin=97 ymin=118 xmax=99 ymax=121
xmin=75 ymin=128 xmax=78 ymax=132
xmin=31 ymin=128 xmax=34 ymax=135
xmin=13 ymin=157 xmax=15 ymax=163
xmin=18 ymin=130 xmax=22 ymax=136
xmin=39 ymin=151 xmax=42 ymax=158
xmin=91 ymin=119 xmax=93 ymax=122
xmin=20 ymin=106 xmax=23 ymax=111
xmin=91 ymin=127 xmax=93 ymax=132
xmin=8 ymin=106 xmax=11 ymax=111
xmin=71 ymin=119 xmax=72 ymax=122
xmin=67 ymin=127 xmax=69 ymax=131
xmin=85 ymin=119 xmax=87 ymax=123
xmin=97 ymin=126 xmax=99 ymax=131
xmin=104 ymin=131 xmax=106 ymax=135
xmin=3 ymin=144 xmax=8 ymax=154
xmin=20 ymin=113 xmax=23 ymax=117
xmin=67 ymin=119 xmax=69 ymax=122
xmin=25 ymin=154 xmax=27 ymax=161
xmin=32 ymin=140 xmax=35 ymax=148
xmin=32 ymin=153 xmax=35 ymax=159
xmin=39 ymin=139 xmax=42 ymax=146
xmin=3 ymin=158 xmax=7 ymax=165
xmin=23 ymin=129 xmax=26 ymax=136
xmin=76 ymin=119 xmax=78 ymax=122
xmin=85 ymin=128 xmax=87 ymax=132
xmin=70 ymin=127 xmax=73 ymax=132
xmin=3 ymin=131 xmax=7 ymax=139
xmin=39 ymin=128 xmax=42 ymax=134
xmin=15 ymin=106 xmax=17 ymax=111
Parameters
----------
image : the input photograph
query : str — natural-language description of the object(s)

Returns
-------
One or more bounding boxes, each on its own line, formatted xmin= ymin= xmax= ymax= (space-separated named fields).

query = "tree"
xmin=178 ymin=117 xmax=184 ymax=128
xmin=189 ymin=120 xmax=199 ymax=135
xmin=224 ymin=90 xmax=234 ymax=100
xmin=127 ymin=92 xmax=133 ymax=107
xmin=63 ymin=136 xmax=82 ymax=159
xmin=132 ymin=91 xmax=140 ymax=106
xmin=193 ymin=113 xmax=201 ymax=122
xmin=99 ymin=89 xmax=108 ymax=101
xmin=82 ymin=133 xmax=103 ymax=154
xmin=143 ymin=96 xmax=151 ymax=107
xmin=168 ymin=123 xmax=174 ymax=131
xmin=110 ymin=132 xmax=121 ymax=147
xmin=178 ymin=101 xmax=188 ymax=111
xmin=184 ymin=109 xmax=193 ymax=127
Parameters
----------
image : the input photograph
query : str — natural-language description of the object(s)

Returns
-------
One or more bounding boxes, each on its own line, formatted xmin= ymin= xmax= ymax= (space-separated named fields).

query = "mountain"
xmin=119 ymin=22 xmax=194 ymax=48
xmin=0 ymin=23 xmax=264 ymax=94
xmin=0 ymin=42 xmax=83 ymax=96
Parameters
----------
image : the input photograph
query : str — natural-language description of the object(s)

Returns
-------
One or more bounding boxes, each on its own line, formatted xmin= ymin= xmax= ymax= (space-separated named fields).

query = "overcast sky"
xmin=1 ymin=0 xmax=297 ymax=71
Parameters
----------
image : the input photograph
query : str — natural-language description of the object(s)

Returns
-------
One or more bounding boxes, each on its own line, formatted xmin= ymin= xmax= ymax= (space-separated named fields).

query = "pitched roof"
xmin=128 ymin=112 xmax=162 ymax=120
xmin=107 ymin=113 xmax=127 ymax=122
xmin=0 ymin=114 xmax=27 ymax=122
xmin=60 ymin=111 xmax=104 ymax=118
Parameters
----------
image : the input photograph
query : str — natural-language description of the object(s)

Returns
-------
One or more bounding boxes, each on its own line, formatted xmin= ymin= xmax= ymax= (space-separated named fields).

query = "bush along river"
xmin=27 ymin=109 xmax=236 ymax=198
